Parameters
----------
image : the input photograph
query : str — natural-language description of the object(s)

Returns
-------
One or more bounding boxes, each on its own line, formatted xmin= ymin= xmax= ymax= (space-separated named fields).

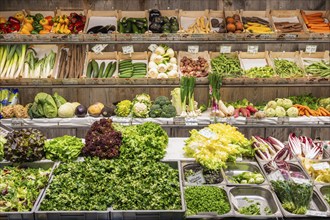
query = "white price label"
xmin=312 ymin=162 xmax=330 ymax=170
xmin=306 ymin=210 xmax=328 ymax=217
xmin=285 ymin=34 xmax=297 ymax=39
xmin=173 ymin=117 xmax=185 ymax=125
xmin=122 ymin=45 xmax=134 ymax=54
xmin=185 ymin=117 xmax=198 ymax=126
xmin=220 ymin=46 xmax=231 ymax=53
xmin=92 ymin=44 xmax=108 ymax=54
xmin=291 ymin=177 xmax=310 ymax=185
xmin=268 ymin=170 xmax=284 ymax=181
xmin=247 ymin=45 xmax=258 ymax=53
xmin=186 ymin=170 xmax=206 ymax=184
xmin=199 ymin=128 xmax=217 ymax=139
xmin=188 ymin=45 xmax=199 ymax=54
xmin=306 ymin=45 xmax=317 ymax=53
xmin=148 ymin=44 xmax=158 ymax=52
xmin=114 ymin=117 xmax=131 ymax=126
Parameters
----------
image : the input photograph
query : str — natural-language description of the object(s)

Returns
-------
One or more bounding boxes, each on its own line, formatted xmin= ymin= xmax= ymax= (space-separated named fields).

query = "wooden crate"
xmin=179 ymin=10 xmax=210 ymax=40
xmin=299 ymin=50 xmax=330 ymax=76
xmin=301 ymin=10 xmax=330 ymax=39
xmin=239 ymin=51 xmax=274 ymax=70
xmin=208 ymin=10 xmax=226 ymax=40
xmin=269 ymin=51 xmax=306 ymax=77
xmin=117 ymin=10 xmax=148 ymax=40
xmin=117 ymin=51 xmax=148 ymax=83
xmin=0 ymin=10 xmax=24 ymax=41
xmin=178 ymin=51 xmax=211 ymax=78
xmin=224 ymin=10 xmax=245 ymax=40
xmin=83 ymin=52 xmax=118 ymax=78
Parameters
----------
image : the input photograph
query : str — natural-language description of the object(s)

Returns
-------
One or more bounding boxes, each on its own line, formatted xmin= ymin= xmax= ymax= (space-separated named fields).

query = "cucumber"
xmin=103 ymin=62 xmax=112 ymax=78
xmin=121 ymin=70 xmax=133 ymax=75
xmin=99 ymin=62 xmax=105 ymax=78
xmin=119 ymin=73 xmax=132 ymax=78
xmin=86 ymin=61 xmax=92 ymax=78
xmin=131 ymin=75 xmax=146 ymax=78
xmin=120 ymin=59 xmax=132 ymax=64
xmin=91 ymin=60 xmax=99 ymax=78
xmin=107 ymin=61 xmax=117 ymax=78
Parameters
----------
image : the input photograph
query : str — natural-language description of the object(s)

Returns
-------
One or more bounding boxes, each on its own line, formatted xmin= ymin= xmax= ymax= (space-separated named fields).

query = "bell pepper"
xmin=34 ymin=13 xmax=44 ymax=21
xmin=0 ymin=17 xmax=6 ymax=24
xmin=43 ymin=25 xmax=52 ymax=31
xmin=23 ymin=22 xmax=33 ymax=32
xmin=39 ymin=18 xmax=49 ymax=26
xmin=11 ymin=23 xmax=20 ymax=32
xmin=81 ymin=16 xmax=86 ymax=23
xmin=14 ymin=12 xmax=25 ymax=22
xmin=34 ymin=24 xmax=43 ymax=32
xmin=31 ymin=30 xmax=39 ymax=34
xmin=8 ymin=16 xmax=20 ymax=24
xmin=20 ymin=27 xmax=30 ymax=34
xmin=45 ymin=16 xmax=53 ymax=26
xmin=24 ymin=17 xmax=34 ymax=24
xmin=64 ymin=17 xmax=69 ymax=25
xmin=0 ymin=29 xmax=7 ymax=34
xmin=70 ymin=13 xmax=78 ymax=19
xmin=39 ymin=29 xmax=49 ymax=34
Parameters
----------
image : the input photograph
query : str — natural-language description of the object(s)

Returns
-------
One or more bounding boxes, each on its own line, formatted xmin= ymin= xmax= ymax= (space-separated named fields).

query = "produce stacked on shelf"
xmin=181 ymin=16 xmax=211 ymax=34
xmin=305 ymin=60 xmax=330 ymax=78
xmin=52 ymin=13 xmax=86 ymax=34
xmin=148 ymin=45 xmax=178 ymax=78
xmin=263 ymin=98 xmax=298 ymax=117
xmin=118 ymin=59 xmax=147 ymax=78
xmin=180 ymin=56 xmax=209 ymax=77
xmin=21 ymin=13 xmax=53 ymax=35
xmin=86 ymin=59 xmax=116 ymax=78
xmin=0 ymin=45 xmax=27 ymax=79
xmin=0 ymin=13 xmax=23 ymax=34
xmin=86 ymin=24 xmax=116 ymax=34
xmin=273 ymin=59 xmax=304 ymax=77
xmin=0 ymin=88 xmax=19 ymax=111
xmin=301 ymin=11 xmax=330 ymax=33
xmin=225 ymin=14 xmax=244 ymax=33
xmin=148 ymin=9 xmax=179 ymax=33
xmin=118 ymin=17 xmax=148 ymax=33
xmin=244 ymin=66 xmax=276 ymax=78
xmin=211 ymin=53 xmax=242 ymax=77
xmin=57 ymin=45 xmax=86 ymax=79
xmin=242 ymin=16 xmax=273 ymax=34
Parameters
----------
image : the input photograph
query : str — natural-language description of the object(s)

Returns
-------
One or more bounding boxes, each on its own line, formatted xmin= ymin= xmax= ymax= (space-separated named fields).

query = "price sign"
xmin=259 ymin=34 xmax=271 ymax=39
xmin=185 ymin=117 xmax=198 ymax=126
xmin=247 ymin=45 xmax=258 ymax=54
xmin=188 ymin=45 xmax=199 ymax=54
xmin=115 ymin=117 xmax=131 ymax=126
xmin=306 ymin=210 xmax=328 ymax=217
xmin=199 ymin=128 xmax=217 ymax=139
xmin=173 ymin=117 xmax=185 ymax=125
xmin=122 ymin=45 xmax=134 ymax=54
xmin=306 ymin=45 xmax=317 ymax=53
xmin=148 ymin=44 xmax=158 ymax=52
xmin=284 ymin=34 xmax=297 ymax=39
xmin=220 ymin=45 xmax=231 ymax=53
xmin=312 ymin=162 xmax=330 ymax=170
xmin=92 ymin=44 xmax=108 ymax=54
xmin=186 ymin=170 xmax=206 ymax=184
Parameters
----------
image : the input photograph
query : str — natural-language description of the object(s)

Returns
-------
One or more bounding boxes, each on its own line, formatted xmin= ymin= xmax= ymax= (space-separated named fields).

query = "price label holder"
xmin=122 ymin=45 xmax=134 ymax=55
xmin=92 ymin=44 xmax=108 ymax=54
xmin=246 ymin=117 xmax=256 ymax=125
xmin=188 ymin=45 xmax=199 ymax=54
xmin=220 ymin=45 xmax=231 ymax=54
xmin=186 ymin=170 xmax=206 ymax=184
xmin=148 ymin=44 xmax=158 ymax=52
xmin=291 ymin=177 xmax=310 ymax=185
xmin=11 ymin=118 xmax=23 ymax=127
xmin=278 ymin=117 xmax=289 ymax=124
xmin=185 ymin=117 xmax=198 ymax=126
xmin=306 ymin=45 xmax=317 ymax=54
xmin=199 ymin=128 xmax=217 ymax=139
xmin=259 ymin=34 xmax=271 ymax=39
xmin=247 ymin=45 xmax=258 ymax=54
xmin=312 ymin=162 xmax=330 ymax=170
xmin=115 ymin=117 xmax=132 ymax=126
xmin=284 ymin=33 xmax=297 ymax=40
xmin=306 ymin=210 xmax=328 ymax=217
xmin=0 ymin=123 xmax=13 ymax=137
xmin=236 ymin=154 xmax=243 ymax=162
xmin=173 ymin=117 xmax=186 ymax=125
xmin=268 ymin=170 xmax=284 ymax=181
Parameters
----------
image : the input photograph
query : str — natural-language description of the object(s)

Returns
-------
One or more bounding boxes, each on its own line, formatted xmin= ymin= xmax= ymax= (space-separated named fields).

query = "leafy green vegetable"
xmin=229 ymin=171 xmax=265 ymax=184
xmin=44 ymin=135 xmax=84 ymax=162
xmin=0 ymin=136 xmax=5 ymax=161
xmin=288 ymin=93 xmax=319 ymax=110
xmin=0 ymin=166 xmax=51 ymax=212
xmin=4 ymin=128 xmax=46 ymax=163
xmin=325 ymin=194 xmax=330 ymax=205
xmin=185 ymin=186 xmax=230 ymax=216
xmin=238 ymin=202 xmax=261 ymax=215
xmin=52 ymin=92 xmax=67 ymax=108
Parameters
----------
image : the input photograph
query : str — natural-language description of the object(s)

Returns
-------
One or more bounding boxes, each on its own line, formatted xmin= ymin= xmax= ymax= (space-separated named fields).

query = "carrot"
xmin=305 ymin=12 xmax=323 ymax=17
xmin=305 ymin=109 xmax=310 ymax=117
xmin=310 ymin=29 xmax=330 ymax=33
xmin=309 ymin=24 xmax=328 ymax=27
xmin=319 ymin=107 xmax=330 ymax=115
xmin=301 ymin=11 xmax=309 ymax=24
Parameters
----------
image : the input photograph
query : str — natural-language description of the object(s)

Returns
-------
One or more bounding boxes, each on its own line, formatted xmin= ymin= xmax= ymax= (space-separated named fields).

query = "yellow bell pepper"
xmin=14 ymin=12 xmax=25 ymax=22
xmin=24 ymin=17 xmax=34 ymax=24
xmin=0 ymin=17 xmax=6 ymax=24
xmin=23 ymin=23 xmax=33 ymax=32
xmin=39 ymin=18 xmax=49 ymax=26
xmin=20 ymin=27 xmax=30 ymax=35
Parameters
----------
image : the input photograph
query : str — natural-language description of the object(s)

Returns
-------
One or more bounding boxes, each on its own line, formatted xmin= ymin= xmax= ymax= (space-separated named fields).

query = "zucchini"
xmin=132 ymin=23 xmax=139 ymax=34
xmin=103 ymin=62 xmax=112 ymax=78
xmin=107 ymin=61 xmax=117 ymax=78
xmin=98 ymin=62 xmax=105 ymax=78
xmin=125 ymin=21 xmax=132 ymax=33
xmin=86 ymin=61 xmax=92 ymax=78
xmin=131 ymin=75 xmax=146 ymax=78
xmin=91 ymin=60 xmax=99 ymax=78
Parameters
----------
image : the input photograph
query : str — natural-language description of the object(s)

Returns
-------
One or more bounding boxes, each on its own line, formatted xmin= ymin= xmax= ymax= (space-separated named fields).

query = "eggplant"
xmin=75 ymin=105 xmax=87 ymax=117
xmin=109 ymin=25 xmax=116 ymax=32
xmin=149 ymin=9 xmax=161 ymax=22
xmin=163 ymin=16 xmax=169 ymax=24
xmin=101 ymin=105 xmax=115 ymax=117
xmin=98 ymin=25 xmax=112 ymax=33
xmin=149 ymin=22 xmax=162 ymax=33
xmin=87 ymin=25 xmax=103 ymax=34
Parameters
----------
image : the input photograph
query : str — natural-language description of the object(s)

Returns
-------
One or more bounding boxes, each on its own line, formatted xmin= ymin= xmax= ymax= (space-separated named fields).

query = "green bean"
xmin=274 ymin=59 xmax=304 ymax=78
xmin=305 ymin=60 xmax=330 ymax=77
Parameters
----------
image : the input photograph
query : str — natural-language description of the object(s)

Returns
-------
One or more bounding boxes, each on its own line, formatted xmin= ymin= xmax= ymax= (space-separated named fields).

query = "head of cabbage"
xmin=58 ymin=103 xmax=76 ymax=118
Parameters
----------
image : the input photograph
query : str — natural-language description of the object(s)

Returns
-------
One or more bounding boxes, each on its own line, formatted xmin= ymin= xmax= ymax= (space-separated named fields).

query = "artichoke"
xmin=4 ymin=128 xmax=46 ymax=162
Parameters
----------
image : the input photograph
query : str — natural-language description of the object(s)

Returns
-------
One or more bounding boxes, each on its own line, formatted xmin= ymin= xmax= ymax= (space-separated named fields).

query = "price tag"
xmin=173 ymin=117 xmax=185 ymax=125
xmin=148 ymin=44 xmax=158 ymax=52
xmin=306 ymin=210 xmax=328 ymax=217
xmin=188 ymin=45 xmax=199 ymax=54
xmin=284 ymin=34 xmax=297 ymax=39
xmin=199 ymin=128 xmax=217 ymax=139
xmin=291 ymin=177 xmax=310 ymax=185
xmin=11 ymin=118 xmax=23 ymax=127
xmin=268 ymin=170 xmax=284 ymax=181
xmin=247 ymin=45 xmax=258 ymax=54
xmin=306 ymin=45 xmax=317 ymax=54
xmin=259 ymin=34 xmax=271 ymax=39
xmin=115 ymin=117 xmax=131 ymax=126
xmin=220 ymin=46 xmax=231 ymax=54
xmin=122 ymin=45 xmax=134 ymax=55
xmin=246 ymin=117 xmax=256 ymax=125
xmin=312 ymin=162 xmax=330 ymax=170
xmin=186 ymin=170 xmax=206 ymax=184
xmin=185 ymin=117 xmax=198 ymax=126
xmin=92 ymin=44 xmax=108 ymax=54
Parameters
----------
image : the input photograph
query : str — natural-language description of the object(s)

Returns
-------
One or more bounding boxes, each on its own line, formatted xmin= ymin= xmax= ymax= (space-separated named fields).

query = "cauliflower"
xmin=132 ymin=102 xmax=149 ymax=118
xmin=134 ymin=93 xmax=151 ymax=104
xmin=266 ymin=100 xmax=277 ymax=109
xmin=319 ymin=98 xmax=330 ymax=108
xmin=282 ymin=98 xmax=293 ymax=109
xmin=115 ymin=100 xmax=132 ymax=117
xmin=265 ymin=108 xmax=276 ymax=117
xmin=286 ymin=107 xmax=299 ymax=117
xmin=275 ymin=106 xmax=286 ymax=117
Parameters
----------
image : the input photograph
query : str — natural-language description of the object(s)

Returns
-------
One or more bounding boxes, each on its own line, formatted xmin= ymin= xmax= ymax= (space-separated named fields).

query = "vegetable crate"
xmin=148 ymin=9 xmax=180 ymax=41
xmin=240 ymin=10 xmax=277 ymax=40
xmin=238 ymin=51 xmax=275 ymax=78
xmin=179 ymin=10 xmax=210 ymax=40
xmin=269 ymin=51 xmax=306 ymax=77
xmin=0 ymin=161 xmax=56 ymax=220
xmin=117 ymin=51 xmax=148 ymax=82
xmin=301 ymin=10 xmax=330 ymax=39
xmin=117 ymin=10 xmax=149 ymax=41
xmin=178 ymin=51 xmax=211 ymax=78
xmin=84 ymin=10 xmax=117 ymax=41
xmin=83 ymin=51 xmax=118 ymax=79
xmin=270 ymin=10 xmax=309 ymax=39
xmin=111 ymin=161 xmax=185 ymax=220
xmin=0 ymin=10 xmax=24 ymax=41
xmin=208 ymin=10 xmax=226 ymax=41
xmin=299 ymin=50 xmax=329 ymax=77
xmin=224 ymin=10 xmax=245 ymax=40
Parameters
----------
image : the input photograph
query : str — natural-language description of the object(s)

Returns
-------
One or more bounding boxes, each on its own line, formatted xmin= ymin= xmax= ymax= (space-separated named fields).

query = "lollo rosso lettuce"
xmin=83 ymin=118 xmax=122 ymax=159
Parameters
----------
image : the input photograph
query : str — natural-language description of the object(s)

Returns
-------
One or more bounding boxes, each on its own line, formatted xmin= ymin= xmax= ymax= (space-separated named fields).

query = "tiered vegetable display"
xmin=118 ymin=17 xmax=148 ymax=33
xmin=149 ymin=9 xmax=179 ymax=33
xmin=148 ymin=45 xmax=178 ymax=78
xmin=4 ymin=128 xmax=46 ymax=162
xmin=0 ymin=166 xmax=51 ymax=212
xmin=184 ymin=123 xmax=254 ymax=170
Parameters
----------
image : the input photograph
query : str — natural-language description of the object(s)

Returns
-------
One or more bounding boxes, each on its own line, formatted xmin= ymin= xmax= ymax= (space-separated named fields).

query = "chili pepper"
xmin=8 ymin=16 xmax=20 ymax=24
xmin=24 ymin=17 xmax=34 ymax=24
xmin=39 ymin=18 xmax=49 ymax=26
xmin=34 ymin=13 xmax=44 ymax=21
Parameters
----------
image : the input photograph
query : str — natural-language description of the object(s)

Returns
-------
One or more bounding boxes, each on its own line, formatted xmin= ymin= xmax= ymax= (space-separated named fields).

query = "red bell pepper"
xmin=11 ymin=23 xmax=20 ymax=32
xmin=8 ymin=16 xmax=20 ymax=24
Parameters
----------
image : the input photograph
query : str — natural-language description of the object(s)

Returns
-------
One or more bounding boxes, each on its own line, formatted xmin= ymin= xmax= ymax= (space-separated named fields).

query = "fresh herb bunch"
xmin=0 ymin=166 xmax=51 ymax=212
xmin=185 ymin=186 xmax=230 ymax=216
xmin=4 ymin=128 xmax=46 ymax=162
xmin=44 ymin=135 xmax=84 ymax=162
xmin=83 ymin=118 xmax=122 ymax=159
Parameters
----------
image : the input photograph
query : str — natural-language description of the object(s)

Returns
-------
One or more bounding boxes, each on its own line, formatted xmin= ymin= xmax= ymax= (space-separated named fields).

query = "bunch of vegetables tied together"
xmin=148 ymin=45 xmax=178 ymax=78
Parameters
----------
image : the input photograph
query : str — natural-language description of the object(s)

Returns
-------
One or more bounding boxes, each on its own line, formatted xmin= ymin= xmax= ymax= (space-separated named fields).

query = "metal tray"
xmin=224 ymin=162 xmax=267 ymax=186
xmin=228 ymin=185 xmax=282 ymax=219
xmin=299 ymin=159 xmax=330 ymax=185
xmin=185 ymin=185 xmax=233 ymax=219
xmin=316 ymin=185 xmax=330 ymax=211
xmin=111 ymin=161 xmax=185 ymax=220
xmin=181 ymin=161 xmax=225 ymax=186
xmin=0 ymin=161 xmax=56 ymax=220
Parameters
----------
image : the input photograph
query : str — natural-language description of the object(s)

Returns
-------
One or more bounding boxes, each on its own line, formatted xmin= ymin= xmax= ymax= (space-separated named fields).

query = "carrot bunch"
xmin=301 ymin=11 xmax=330 ymax=33
xmin=293 ymin=104 xmax=330 ymax=116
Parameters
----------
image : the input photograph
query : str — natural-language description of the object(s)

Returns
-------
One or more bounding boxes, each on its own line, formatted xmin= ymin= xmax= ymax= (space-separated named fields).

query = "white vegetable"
xmin=157 ymin=72 xmax=168 ymax=79
xmin=165 ymin=48 xmax=175 ymax=58
xmin=227 ymin=105 xmax=235 ymax=116
xmin=155 ymin=46 xmax=165 ymax=55
xmin=286 ymin=107 xmax=299 ymax=117
xmin=167 ymin=69 xmax=178 ymax=78
xmin=266 ymin=100 xmax=277 ymax=109
xmin=275 ymin=106 xmax=286 ymax=117
xmin=170 ymin=57 xmax=177 ymax=64
xmin=58 ymin=103 xmax=75 ymax=118
xmin=147 ymin=68 xmax=158 ymax=78
xmin=167 ymin=63 xmax=177 ymax=71
xmin=154 ymin=55 xmax=163 ymax=64
xmin=148 ymin=61 xmax=158 ymax=70
xmin=157 ymin=63 xmax=167 ymax=73
xmin=218 ymin=100 xmax=229 ymax=115
xmin=150 ymin=53 xmax=158 ymax=62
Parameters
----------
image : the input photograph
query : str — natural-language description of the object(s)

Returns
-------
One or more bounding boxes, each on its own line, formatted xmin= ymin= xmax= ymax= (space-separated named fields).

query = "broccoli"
xmin=154 ymin=96 xmax=171 ymax=106
xmin=149 ymin=104 xmax=162 ymax=118
xmin=161 ymin=104 xmax=177 ymax=118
